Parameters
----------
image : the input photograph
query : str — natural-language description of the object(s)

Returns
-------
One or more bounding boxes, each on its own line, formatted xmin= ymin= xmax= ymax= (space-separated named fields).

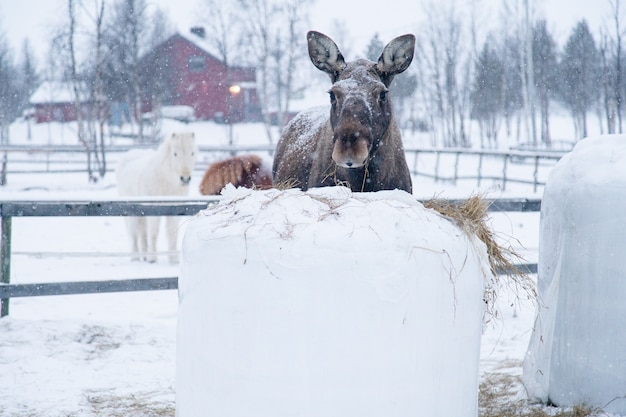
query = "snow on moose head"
xmin=273 ymin=31 xmax=415 ymax=193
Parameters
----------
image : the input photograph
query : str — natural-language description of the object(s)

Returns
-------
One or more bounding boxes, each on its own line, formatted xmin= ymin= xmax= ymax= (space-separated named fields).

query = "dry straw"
xmin=424 ymin=194 xmax=537 ymax=318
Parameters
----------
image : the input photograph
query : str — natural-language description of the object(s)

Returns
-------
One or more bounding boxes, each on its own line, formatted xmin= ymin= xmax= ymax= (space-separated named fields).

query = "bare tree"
xmin=147 ymin=8 xmax=174 ymax=51
xmin=600 ymin=30 xmax=617 ymax=134
xmin=417 ymin=1 xmax=472 ymax=147
xmin=68 ymin=0 xmax=99 ymax=182
xmin=521 ymin=0 xmax=538 ymax=146
xmin=198 ymin=0 xmax=242 ymax=66
xmin=18 ymin=40 xmax=39 ymax=111
xmin=606 ymin=0 xmax=624 ymax=133
xmin=103 ymin=0 xmax=151 ymax=142
xmin=237 ymin=0 xmax=311 ymax=143
xmin=88 ymin=0 xmax=107 ymax=177
xmin=0 ymin=32 xmax=19 ymax=184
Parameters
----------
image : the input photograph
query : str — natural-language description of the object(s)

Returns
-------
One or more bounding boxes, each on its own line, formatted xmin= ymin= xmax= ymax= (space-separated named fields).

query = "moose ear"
xmin=377 ymin=34 xmax=416 ymax=86
xmin=307 ymin=31 xmax=346 ymax=82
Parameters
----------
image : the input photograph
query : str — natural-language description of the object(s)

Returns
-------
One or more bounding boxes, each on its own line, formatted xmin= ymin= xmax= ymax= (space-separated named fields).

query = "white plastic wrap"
xmin=176 ymin=186 xmax=488 ymax=417
xmin=523 ymin=135 xmax=626 ymax=414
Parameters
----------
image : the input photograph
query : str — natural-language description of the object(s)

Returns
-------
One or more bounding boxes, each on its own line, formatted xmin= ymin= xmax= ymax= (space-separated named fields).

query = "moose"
xmin=273 ymin=31 xmax=415 ymax=193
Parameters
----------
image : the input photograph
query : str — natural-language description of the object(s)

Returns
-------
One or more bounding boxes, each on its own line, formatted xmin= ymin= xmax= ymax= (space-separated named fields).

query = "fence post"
xmin=1 ymin=215 xmax=12 ymax=317
xmin=533 ymin=156 xmax=540 ymax=193
xmin=502 ymin=154 xmax=509 ymax=191
xmin=453 ymin=152 xmax=460 ymax=185
xmin=477 ymin=153 xmax=483 ymax=187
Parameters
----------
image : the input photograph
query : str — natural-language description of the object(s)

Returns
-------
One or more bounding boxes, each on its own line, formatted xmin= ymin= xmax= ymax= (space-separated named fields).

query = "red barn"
xmin=29 ymin=81 xmax=91 ymax=124
xmin=140 ymin=28 xmax=261 ymax=122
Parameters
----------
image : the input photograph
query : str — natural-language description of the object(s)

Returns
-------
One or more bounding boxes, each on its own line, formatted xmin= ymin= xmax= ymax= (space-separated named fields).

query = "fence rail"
xmin=0 ymin=197 xmax=541 ymax=318
xmin=404 ymin=146 xmax=564 ymax=192
xmin=0 ymin=144 xmax=565 ymax=190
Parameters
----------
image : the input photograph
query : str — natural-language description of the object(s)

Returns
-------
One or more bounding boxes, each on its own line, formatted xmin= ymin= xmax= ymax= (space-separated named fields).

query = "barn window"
xmin=188 ymin=56 xmax=206 ymax=72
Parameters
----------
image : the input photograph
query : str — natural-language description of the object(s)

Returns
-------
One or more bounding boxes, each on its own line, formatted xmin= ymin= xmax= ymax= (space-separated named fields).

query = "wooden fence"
xmin=0 ymin=144 xmax=565 ymax=191
xmin=0 ymin=197 xmax=541 ymax=318
xmin=0 ymin=198 xmax=219 ymax=317
xmin=404 ymin=147 xmax=564 ymax=192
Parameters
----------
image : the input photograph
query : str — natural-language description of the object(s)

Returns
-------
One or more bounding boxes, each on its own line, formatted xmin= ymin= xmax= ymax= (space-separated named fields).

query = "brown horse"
xmin=272 ymin=31 xmax=415 ymax=193
xmin=199 ymin=154 xmax=273 ymax=195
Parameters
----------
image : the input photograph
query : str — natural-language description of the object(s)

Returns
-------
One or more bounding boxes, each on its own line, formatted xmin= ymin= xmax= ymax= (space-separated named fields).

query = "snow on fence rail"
xmin=0 ymin=144 xmax=565 ymax=190
xmin=0 ymin=197 xmax=540 ymax=318
xmin=405 ymin=146 xmax=565 ymax=192
xmin=0 ymin=144 xmax=277 ymax=175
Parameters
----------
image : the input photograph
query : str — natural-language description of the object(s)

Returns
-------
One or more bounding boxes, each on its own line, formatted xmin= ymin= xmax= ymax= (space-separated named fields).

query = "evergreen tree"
xmin=501 ymin=35 xmax=524 ymax=141
xmin=0 ymin=35 xmax=20 ymax=133
xmin=532 ymin=20 xmax=558 ymax=145
xmin=559 ymin=20 xmax=601 ymax=139
xmin=471 ymin=41 xmax=503 ymax=148
xmin=18 ymin=40 xmax=40 ymax=111
xmin=102 ymin=0 xmax=150 ymax=141
xmin=0 ymin=32 xmax=20 ymax=185
xmin=364 ymin=33 xmax=384 ymax=61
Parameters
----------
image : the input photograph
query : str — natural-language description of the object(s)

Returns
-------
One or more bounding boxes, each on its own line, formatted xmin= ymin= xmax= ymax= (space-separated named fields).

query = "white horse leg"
xmin=146 ymin=216 xmax=161 ymax=263
xmin=135 ymin=217 xmax=148 ymax=261
xmin=166 ymin=216 xmax=180 ymax=264
xmin=125 ymin=217 xmax=141 ymax=261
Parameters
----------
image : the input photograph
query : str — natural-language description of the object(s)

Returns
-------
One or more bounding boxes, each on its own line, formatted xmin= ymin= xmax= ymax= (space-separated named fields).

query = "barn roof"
xmin=30 ymin=81 xmax=89 ymax=105
xmin=175 ymin=30 xmax=224 ymax=63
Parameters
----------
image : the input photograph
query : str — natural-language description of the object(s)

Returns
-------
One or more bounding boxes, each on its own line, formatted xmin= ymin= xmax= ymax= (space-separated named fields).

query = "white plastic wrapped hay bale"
xmin=177 ymin=186 xmax=489 ymax=417
xmin=523 ymin=135 xmax=626 ymax=413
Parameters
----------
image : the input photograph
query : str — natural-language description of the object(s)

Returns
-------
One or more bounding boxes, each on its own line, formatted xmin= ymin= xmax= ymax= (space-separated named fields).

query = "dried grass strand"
xmin=424 ymin=195 xmax=537 ymax=316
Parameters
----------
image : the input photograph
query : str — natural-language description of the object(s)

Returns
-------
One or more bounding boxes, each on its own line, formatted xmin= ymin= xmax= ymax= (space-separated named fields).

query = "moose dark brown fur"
xmin=199 ymin=154 xmax=273 ymax=195
xmin=273 ymin=31 xmax=415 ymax=193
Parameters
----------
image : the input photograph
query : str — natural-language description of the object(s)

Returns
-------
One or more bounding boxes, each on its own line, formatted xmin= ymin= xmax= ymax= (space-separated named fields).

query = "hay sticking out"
xmin=424 ymin=195 xmax=537 ymax=318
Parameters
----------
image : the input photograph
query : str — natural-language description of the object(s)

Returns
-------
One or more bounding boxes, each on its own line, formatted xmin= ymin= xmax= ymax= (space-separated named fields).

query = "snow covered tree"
xmin=17 ymin=40 xmax=39 ymax=113
xmin=102 ymin=0 xmax=154 ymax=142
xmin=364 ymin=33 xmax=416 ymax=130
xmin=417 ymin=1 xmax=472 ymax=147
xmin=500 ymin=35 xmax=525 ymax=141
xmin=471 ymin=41 xmax=503 ymax=148
xmin=559 ymin=20 xmax=601 ymax=139
xmin=364 ymin=34 xmax=384 ymax=61
xmin=532 ymin=20 xmax=558 ymax=146
xmin=0 ymin=32 xmax=20 ymax=185
xmin=237 ymin=0 xmax=312 ymax=142
xmin=0 ymin=36 xmax=21 ymax=134
xmin=607 ymin=0 xmax=624 ymax=133
xmin=198 ymin=0 xmax=243 ymax=67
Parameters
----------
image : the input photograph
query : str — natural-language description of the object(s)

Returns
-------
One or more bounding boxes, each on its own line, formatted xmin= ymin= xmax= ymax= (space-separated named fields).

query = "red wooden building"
xmin=29 ymin=81 xmax=91 ymax=124
xmin=140 ymin=28 xmax=261 ymax=122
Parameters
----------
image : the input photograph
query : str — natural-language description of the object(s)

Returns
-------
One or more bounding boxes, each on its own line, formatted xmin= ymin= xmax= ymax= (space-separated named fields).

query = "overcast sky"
xmin=0 ymin=0 xmax=608 ymax=64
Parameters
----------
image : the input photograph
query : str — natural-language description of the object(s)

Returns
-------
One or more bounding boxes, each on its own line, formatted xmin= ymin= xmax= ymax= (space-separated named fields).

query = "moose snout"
xmin=332 ymin=125 xmax=372 ymax=168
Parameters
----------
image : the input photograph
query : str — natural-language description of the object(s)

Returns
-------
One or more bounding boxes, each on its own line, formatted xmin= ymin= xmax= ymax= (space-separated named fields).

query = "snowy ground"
xmin=0 ymin=117 xmax=607 ymax=416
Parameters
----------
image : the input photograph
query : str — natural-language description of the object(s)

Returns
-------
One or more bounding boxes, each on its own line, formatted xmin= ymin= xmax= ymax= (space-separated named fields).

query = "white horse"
xmin=116 ymin=132 xmax=198 ymax=263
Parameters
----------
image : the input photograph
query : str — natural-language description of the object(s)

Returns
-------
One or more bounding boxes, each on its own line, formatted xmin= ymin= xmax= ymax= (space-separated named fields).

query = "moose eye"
xmin=329 ymin=91 xmax=336 ymax=103
xmin=379 ymin=90 xmax=387 ymax=102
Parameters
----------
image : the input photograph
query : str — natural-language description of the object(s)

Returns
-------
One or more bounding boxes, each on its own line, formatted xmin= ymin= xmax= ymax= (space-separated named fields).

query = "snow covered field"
xmin=0 ymin=117 xmax=607 ymax=416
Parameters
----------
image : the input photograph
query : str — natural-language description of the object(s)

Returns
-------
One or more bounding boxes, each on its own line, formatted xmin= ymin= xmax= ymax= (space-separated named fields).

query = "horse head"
xmin=167 ymin=132 xmax=198 ymax=186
